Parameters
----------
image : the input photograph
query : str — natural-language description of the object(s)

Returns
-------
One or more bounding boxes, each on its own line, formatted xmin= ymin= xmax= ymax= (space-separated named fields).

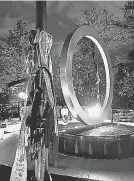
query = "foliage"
xmin=52 ymin=7 xmax=134 ymax=108
xmin=1 ymin=6 xmax=134 ymax=109
xmin=6 ymin=20 xmax=29 ymax=55
xmin=51 ymin=53 xmax=66 ymax=106
xmin=0 ymin=20 xmax=29 ymax=89
xmin=0 ymin=92 xmax=8 ymax=104
xmin=72 ymin=37 xmax=106 ymax=107
xmin=111 ymin=1 xmax=134 ymax=109
xmin=123 ymin=1 xmax=134 ymax=60
xmin=69 ymin=8 xmax=121 ymax=107
xmin=82 ymin=8 xmax=129 ymax=47
xmin=113 ymin=62 xmax=134 ymax=109
xmin=78 ymin=6 xmax=134 ymax=109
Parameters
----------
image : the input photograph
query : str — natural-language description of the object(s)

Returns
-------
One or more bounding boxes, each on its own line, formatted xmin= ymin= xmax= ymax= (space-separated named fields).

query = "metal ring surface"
xmin=60 ymin=25 xmax=113 ymax=125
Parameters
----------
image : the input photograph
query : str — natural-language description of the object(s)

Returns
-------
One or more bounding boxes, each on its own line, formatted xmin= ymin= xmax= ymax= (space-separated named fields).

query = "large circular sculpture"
xmin=60 ymin=25 xmax=113 ymax=125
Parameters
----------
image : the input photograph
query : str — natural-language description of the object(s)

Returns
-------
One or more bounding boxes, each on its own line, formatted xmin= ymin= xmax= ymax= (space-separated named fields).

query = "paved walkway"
xmin=0 ymin=133 xmax=18 ymax=167
xmin=49 ymin=153 xmax=134 ymax=181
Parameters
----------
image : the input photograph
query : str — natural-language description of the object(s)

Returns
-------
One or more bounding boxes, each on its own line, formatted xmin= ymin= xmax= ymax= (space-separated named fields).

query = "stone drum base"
xmin=59 ymin=123 xmax=134 ymax=159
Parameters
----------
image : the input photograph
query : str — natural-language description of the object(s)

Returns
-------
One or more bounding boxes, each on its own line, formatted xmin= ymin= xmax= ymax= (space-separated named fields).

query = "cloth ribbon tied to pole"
xmin=10 ymin=87 xmax=32 ymax=181
xmin=33 ymin=30 xmax=58 ymax=180
xmin=34 ymin=29 xmax=58 ymax=136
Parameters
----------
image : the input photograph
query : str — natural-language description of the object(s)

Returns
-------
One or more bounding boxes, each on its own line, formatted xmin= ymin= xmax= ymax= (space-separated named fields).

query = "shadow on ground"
xmin=0 ymin=165 xmax=97 ymax=181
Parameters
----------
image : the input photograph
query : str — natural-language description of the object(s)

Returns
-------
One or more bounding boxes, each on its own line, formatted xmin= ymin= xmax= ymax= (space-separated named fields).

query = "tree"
xmin=73 ymin=6 xmax=134 ymax=109
xmin=51 ymin=53 xmax=66 ymax=105
xmin=0 ymin=20 xmax=29 ymax=89
xmin=82 ymin=8 xmax=129 ymax=47
xmin=72 ymin=37 xmax=106 ymax=107
xmin=124 ymin=1 xmax=134 ymax=59
xmin=69 ymin=8 xmax=122 ymax=107
xmin=0 ymin=92 xmax=8 ymax=104
xmin=113 ymin=61 xmax=134 ymax=109
xmin=52 ymin=7 xmax=131 ymax=108
xmin=111 ymin=1 xmax=134 ymax=109
xmin=6 ymin=20 xmax=29 ymax=55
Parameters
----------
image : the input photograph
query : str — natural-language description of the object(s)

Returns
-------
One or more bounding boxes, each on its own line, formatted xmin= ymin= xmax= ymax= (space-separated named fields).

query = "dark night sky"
xmin=0 ymin=1 xmax=126 ymax=52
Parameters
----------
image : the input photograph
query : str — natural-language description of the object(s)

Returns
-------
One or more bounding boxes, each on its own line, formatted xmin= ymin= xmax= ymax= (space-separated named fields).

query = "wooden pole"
xmin=35 ymin=2 xmax=48 ymax=180
xmin=36 ymin=0 xmax=59 ymax=171
xmin=36 ymin=1 xmax=47 ymax=31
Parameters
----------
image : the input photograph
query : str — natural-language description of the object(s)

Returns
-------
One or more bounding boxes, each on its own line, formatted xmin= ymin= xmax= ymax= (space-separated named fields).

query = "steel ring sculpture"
xmin=60 ymin=25 xmax=113 ymax=125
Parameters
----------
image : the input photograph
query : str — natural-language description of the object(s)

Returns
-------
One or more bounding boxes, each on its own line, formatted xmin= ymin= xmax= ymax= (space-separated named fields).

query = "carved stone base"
xmin=59 ymin=123 xmax=134 ymax=159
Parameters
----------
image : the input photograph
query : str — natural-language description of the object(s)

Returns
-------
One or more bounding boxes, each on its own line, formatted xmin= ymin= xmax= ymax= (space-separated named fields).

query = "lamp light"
xmin=18 ymin=92 xmax=28 ymax=100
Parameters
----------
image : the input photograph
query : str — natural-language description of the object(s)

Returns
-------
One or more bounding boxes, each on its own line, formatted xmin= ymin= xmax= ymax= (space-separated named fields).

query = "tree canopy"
xmin=0 ymin=20 xmax=29 ymax=89
xmin=1 ymin=4 xmax=134 ymax=109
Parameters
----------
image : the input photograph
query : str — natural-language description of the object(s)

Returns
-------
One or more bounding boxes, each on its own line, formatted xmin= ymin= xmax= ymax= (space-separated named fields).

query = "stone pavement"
xmin=0 ymin=133 xmax=18 ymax=167
xmin=49 ymin=153 xmax=134 ymax=181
